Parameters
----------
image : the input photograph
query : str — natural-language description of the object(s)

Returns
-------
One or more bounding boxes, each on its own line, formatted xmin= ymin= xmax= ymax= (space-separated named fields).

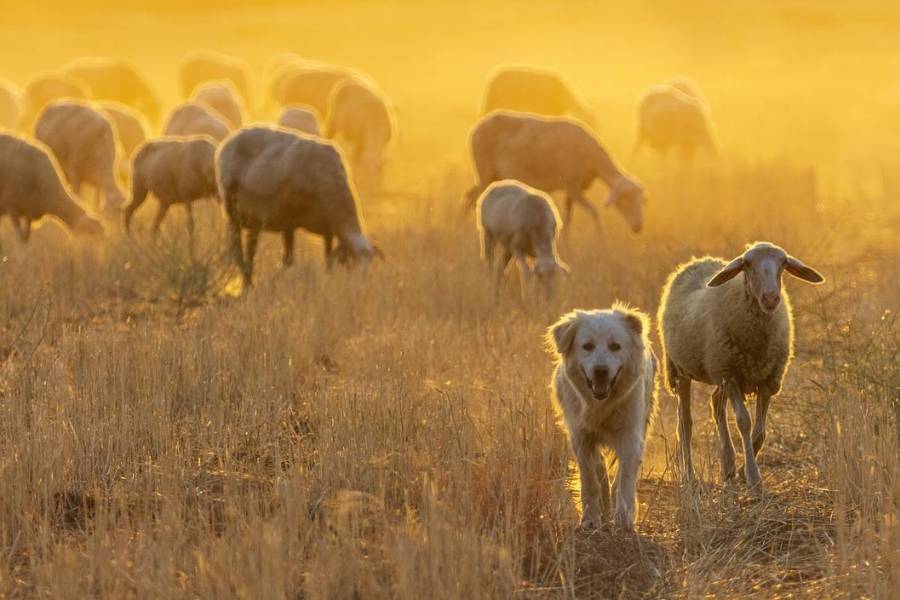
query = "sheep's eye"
xmin=609 ymin=342 xmax=621 ymax=352
xmin=582 ymin=342 xmax=595 ymax=352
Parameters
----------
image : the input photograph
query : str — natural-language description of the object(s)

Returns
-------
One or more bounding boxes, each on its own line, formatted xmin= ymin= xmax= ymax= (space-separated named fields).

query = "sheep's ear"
xmin=557 ymin=262 xmax=572 ymax=278
xmin=546 ymin=312 xmax=579 ymax=355
xmin=707 ymin=256 xmax=744 ymax=287
xmin=785 ymin=255 xmax=824 ymax=284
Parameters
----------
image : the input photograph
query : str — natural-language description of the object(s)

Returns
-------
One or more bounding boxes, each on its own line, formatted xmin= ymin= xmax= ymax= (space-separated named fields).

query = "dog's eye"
xmin=609 ymin=342 xmax=621 ymax=351
xmin=582 ymin=342 xmax=595 ymax=351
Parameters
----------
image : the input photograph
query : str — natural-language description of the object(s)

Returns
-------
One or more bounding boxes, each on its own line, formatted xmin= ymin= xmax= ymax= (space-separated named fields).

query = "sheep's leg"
xmin=712 ymin=386 xmax=736 ymax=480
xmin=562 ymin=195 xmax=575 ymax=239
xmin=571 ymin=432 xmax=604 ymax=529
xmin=463 ymin=184 xmax=484 ymax=212
xmin=11 ymin=215 xmax=31 ymax=243
xmin=244 ymin=227 xmax=260 ymax=284
xmin=124 ymin=178 xmax=148 ymax=233
xmin=282 ymin=230 xmax=295 ymax=268
xmin=611 ymin=434 xmax=643 ymax=531
xmin=676 ymin=377 xmax=695 ymax=482
xmin=323 ymin=234 xmax=335 ymax=270
xmin=228 ymin=220 xmax=245 ymax=277
xmin=512 ymin=248 xmax=531 ymax=301
xmin=151 ymin=203 xmax=170 ymax=236
xmin=726 ymin=381 xmax=763 ymax=492
xmin=184 ymin=202 xmax=195 ymax=242
xmin=494 ymin=248 xmax=512 ymax=296
xmin=752 ymin=391 xmax=772 ymax=457
xmin=481 ymin=232 xmax=495 ymax=271
xmin=573 ymin=193 xmax=601 ymax=233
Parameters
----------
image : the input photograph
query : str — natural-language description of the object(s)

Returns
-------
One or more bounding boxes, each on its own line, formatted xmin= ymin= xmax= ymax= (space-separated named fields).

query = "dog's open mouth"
xmin=590 ymin=372 xmax=619 ymax=401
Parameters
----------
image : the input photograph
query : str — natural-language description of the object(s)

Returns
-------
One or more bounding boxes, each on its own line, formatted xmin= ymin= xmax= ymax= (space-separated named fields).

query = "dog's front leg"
xmin=612 ymin=434 xmax=643 ymax=532
xmin=572 ymin=432 xmax=604 ymax=529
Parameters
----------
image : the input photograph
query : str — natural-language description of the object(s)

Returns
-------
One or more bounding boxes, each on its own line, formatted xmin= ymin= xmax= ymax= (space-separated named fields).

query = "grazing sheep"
xmin=0 ymin=133 xmax=103 ymax=240
xmin=476 ymin=180 xmax=568 ymax=298
xmin=99 ymin=102 xmax=148 ymax=160
xmin=216 ymin=126 xmax=381 ymax=284
xmin=164 ymin=102 xmax=231 ymax=143
xmin=180 ymin=51 xmax=251 ymax=106
xmin=546 ymin=305 xmax=657 ymax=530
xmin=325 ymin=79 xmax=394 ymax=190
xmin=19 ymin=73 xmax=90 ymax=130
xmin=668 ymin=75 xmax=708 ymax=106
xmin=465 ymin=111 xmax=645 ymax=234
xmin=657 ymin=242 xmax=825 ymax=491
xmin=271 ymin=63 xmax=356 ymax=119
xmin=191 ymin=80 xmax=245 ymax=128
xmin=0 ymin=81 xmax=20 ymax=131
xmin=124 ymin=136 xmax=218 ymax=237
xmin=62 ymin=57 xmax=160 ymax=122
xmin=277 ymin=106 xmax=321 ymax=136
xmin=34 ymin=100 xmax=127 ymax=215
xmin=482 ymin=65 xmax=596 ymax=129
xmin=633 ymin=84 xmax=715 ymax=161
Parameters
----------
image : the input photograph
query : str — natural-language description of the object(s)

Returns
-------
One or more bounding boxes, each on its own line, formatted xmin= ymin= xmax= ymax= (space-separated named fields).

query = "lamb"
xmin=476 ymin=180 xmax=569 ymax=298
xmin=62 ymin=57 xmax=160 ymax=122
xmin=163 ymin=102 xmax=231 ymax=143
xmin=124 ymin=136 xmax=218 ymax=237
xmin=465 ymin=111 xmax=645 ymax=234
xmin=34 ymin=100 xmax=127 ymax=216
xmin=325 ymin=79 xmax=394 ymax=191
xmin=482 ymin=65 xmax=596 ymax=129
xmin=0 ymin=133 xmax=103 ymax=240
xmin=277 ymin=106 xmax=322 ymax=136
xmin=633 ymin=84 xmax=715 ymax=162
xmin=0 ymin=81 xmax=20 ymax=131
xmin=19 ymin=73 xmax=90 ymax=130
xmin=180 ymin=51 xmax=251 ymax=107
xmin=657 ymin=242 xmax=825 ymax=492
xmin=191 ymin=80 xmax=245 ymax=128
xmin=216 ymin=125 xmax=381 ymax=284
xmin=271 ymin=63 xmax=357 ymax=119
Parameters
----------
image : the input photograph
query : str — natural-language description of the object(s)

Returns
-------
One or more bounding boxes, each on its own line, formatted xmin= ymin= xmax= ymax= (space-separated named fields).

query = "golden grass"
xmin=0 ymin=2 xmax=898 ymax=598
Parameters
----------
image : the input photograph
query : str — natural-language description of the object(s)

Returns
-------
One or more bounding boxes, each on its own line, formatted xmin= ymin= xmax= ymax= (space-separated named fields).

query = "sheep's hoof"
xmin=580 ymin=511 xmax=604 ymax=531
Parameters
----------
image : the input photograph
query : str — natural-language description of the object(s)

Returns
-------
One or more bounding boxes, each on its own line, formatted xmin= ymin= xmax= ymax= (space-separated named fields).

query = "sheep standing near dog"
xmin=34 ymin=100 xmax=127 ymax=216
xmin=325 ymin=79 xmax=394 ymax=190
xmin=180 ymin=51 xmax=251 ymax=106
xmin=547 ymin=305 xmax=657 ymax=531
xmin=633 ymin=83 xmax=715 ymax=162
xmin=277 ymin=106 xmax=322 ymax=136
xmin=658 ymin=242 xmax=825 ymax=491
xmin=466 ymin=111 xmax=645 ymax=234
xmin=216 ymin=126 xmax=381 ymax=284
xmin=482 ymin=65 xmax=596 ymax=129
xmin=0 ymin=133 xmax=103 ymax=240
xmin=191 ymin=81 xmax=245 ymax=129
xmin=62 ymin=57 xmax=160 ymax=123
xmin=164 ymin=102 xmax=232 ymax=143
xmin=19 ymin=73 xmax=90 ymax=130
xmin=476 ymin=180 xmax=568 ymax=298
xmin=124 ymin=136 xmax=219 ymax=237
xmin=0 ymin=81 xmax=21 ymax=131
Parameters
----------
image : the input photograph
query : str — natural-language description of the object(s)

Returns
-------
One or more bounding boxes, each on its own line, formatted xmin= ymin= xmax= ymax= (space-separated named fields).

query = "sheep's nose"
xmin=632 ymin=223 xmax=642 ymax=234
xmin=761 ymin=292 xmax=780 ymax=310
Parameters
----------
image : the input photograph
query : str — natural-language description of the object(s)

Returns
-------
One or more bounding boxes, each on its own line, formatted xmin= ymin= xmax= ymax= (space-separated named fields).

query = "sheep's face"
xmin=707 ymin=242 xmax=826 ymax=312
xmin=534 ymin=260 xmax=569 ymax=299
xmin=550 ymin=310 xmax=641 ymax=402
xmin=607 ymin=180 xmax=645 ymax=234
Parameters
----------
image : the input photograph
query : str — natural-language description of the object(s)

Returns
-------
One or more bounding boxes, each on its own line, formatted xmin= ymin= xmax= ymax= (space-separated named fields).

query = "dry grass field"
xmin=0 ymin=1 xmax=898 ymax=598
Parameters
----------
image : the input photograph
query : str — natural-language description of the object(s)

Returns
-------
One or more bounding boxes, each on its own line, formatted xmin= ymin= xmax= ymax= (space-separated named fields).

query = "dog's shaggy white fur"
xmin=547 ymin=304 xmax=658 ymax=531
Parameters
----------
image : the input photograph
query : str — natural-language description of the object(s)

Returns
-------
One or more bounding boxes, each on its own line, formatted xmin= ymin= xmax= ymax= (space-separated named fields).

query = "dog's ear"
xmin=614 ymin=303 xmax=650 ymax=338
xmin=546 ymin=312 xmax=580 ymax=355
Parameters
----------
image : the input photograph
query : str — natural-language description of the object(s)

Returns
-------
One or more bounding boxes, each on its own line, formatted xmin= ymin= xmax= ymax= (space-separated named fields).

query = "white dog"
xmin=546 ymin=304 xmax=658 ymax=531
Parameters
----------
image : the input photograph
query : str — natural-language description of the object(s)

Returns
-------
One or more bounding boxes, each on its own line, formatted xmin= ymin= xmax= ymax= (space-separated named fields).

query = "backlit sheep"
xmin=191 ymin=80 xmax=245 ymax=128
xmin=164 ymin=102 xmax=231 ymax=143
xmin=482 ymin=65 xmax=596 ymax=128
xmin=657 ymin=242 xmax=825 ymax=492
xmin=277 ymin=106 xmax=322 ymax=136
xmin=180 ymin=51 xmax=251 ymax=106
xmin=63 ymin=57 xmax=160 ymax=122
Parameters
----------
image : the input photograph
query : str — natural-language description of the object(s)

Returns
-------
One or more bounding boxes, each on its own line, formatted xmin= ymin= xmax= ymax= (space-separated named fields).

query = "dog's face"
xmin=548 ymin=306 xmax=648 ymax=402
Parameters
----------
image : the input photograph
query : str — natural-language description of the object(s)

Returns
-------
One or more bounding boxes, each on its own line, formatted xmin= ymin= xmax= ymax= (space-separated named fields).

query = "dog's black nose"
xmin=592 ymin=365 xmax=609 ymax=382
